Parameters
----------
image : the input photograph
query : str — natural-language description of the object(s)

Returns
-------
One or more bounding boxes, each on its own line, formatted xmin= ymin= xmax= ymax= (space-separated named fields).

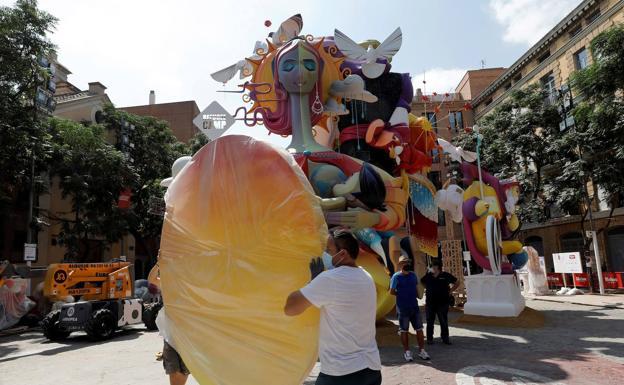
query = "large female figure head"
xmin=258 ymin=38 xmax=324 ymax=136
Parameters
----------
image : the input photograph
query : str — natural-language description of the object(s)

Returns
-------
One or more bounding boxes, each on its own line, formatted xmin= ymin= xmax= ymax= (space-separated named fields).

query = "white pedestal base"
xmin=464 ymin=274 xmax=525 ymax=317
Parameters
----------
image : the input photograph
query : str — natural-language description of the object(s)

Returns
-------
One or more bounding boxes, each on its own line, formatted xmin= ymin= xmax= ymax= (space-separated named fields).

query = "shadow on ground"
xmin=0 ymin=327 xmax=149 ymax=362
xmin=375 ymin=302 xmax=624 ymax=383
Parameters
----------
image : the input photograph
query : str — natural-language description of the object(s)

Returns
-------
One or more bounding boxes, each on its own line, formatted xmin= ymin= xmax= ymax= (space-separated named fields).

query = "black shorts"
xmin=316 ymin=368 xmax=382 ymax=385
xmin=163 ymin=341 xmax=189 ymax=376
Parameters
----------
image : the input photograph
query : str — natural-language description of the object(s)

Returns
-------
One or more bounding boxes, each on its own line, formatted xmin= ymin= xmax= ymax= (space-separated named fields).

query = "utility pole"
xmin=119 ymin=118 xmax=134 ymax=259
xmin=24 ymin=57 xmax=56 ymax=271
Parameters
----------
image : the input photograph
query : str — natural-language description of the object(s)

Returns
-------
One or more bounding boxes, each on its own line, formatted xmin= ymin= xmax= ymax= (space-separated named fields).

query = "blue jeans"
xmin=397 ymin=306 xmax=423 ymax=332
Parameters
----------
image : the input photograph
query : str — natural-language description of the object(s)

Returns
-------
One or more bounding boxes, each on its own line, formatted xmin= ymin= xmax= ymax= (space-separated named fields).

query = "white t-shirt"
xmin=300 ymin=266 xmax=381 ymax=376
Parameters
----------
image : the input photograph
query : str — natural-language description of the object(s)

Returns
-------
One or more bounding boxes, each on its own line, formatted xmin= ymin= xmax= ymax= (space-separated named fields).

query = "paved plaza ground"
xmin=1 ymin=297 xmax=623 ymax=385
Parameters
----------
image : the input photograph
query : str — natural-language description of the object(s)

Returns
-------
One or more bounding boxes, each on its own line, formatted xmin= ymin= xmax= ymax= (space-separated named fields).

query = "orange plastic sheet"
xmin=159 ymin=135 xmax=327 ymax=385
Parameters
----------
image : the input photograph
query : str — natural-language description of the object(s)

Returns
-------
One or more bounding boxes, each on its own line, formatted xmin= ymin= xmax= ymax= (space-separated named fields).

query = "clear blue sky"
xmin=2 ymin=0 xmax=580 ymax=144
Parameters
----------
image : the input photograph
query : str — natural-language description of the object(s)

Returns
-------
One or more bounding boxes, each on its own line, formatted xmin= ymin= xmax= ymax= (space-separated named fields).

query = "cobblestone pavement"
xmin=1 ymin=299 xmax=622 ymax=385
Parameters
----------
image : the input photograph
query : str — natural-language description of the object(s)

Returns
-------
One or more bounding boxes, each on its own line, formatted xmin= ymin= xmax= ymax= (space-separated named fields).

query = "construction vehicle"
xmin=40 ymin=261 xmax=145 ymax=341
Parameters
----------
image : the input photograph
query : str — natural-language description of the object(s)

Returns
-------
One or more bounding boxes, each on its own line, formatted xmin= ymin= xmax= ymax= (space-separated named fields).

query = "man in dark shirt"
xmin=421 ymin=260 xmax=459 ymax=345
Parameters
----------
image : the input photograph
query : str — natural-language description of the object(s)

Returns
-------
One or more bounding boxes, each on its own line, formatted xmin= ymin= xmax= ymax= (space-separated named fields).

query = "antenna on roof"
xmin=480 ymin=59 xmax=486 ymax=69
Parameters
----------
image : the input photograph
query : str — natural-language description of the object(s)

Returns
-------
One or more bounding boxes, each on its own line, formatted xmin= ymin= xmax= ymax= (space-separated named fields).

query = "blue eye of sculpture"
xmin=281 ymin=60 xmax=296 ymax=72
xmin=303 ymin=59 xmax=316 ymax=71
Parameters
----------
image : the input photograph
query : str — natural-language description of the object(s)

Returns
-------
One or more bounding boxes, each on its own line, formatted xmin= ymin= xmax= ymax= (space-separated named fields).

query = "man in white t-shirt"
xmin=284 ymin=230 xmax=382 ymax=385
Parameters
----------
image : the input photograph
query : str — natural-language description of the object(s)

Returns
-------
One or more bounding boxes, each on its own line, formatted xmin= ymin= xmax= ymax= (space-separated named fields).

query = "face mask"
xmin=321 ymin=252 xmax=335 ymax=270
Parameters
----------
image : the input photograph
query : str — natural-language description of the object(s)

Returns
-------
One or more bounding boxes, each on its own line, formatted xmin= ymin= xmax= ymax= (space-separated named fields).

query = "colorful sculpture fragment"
xmin=461 ymin=162 xmax=528 ymax=274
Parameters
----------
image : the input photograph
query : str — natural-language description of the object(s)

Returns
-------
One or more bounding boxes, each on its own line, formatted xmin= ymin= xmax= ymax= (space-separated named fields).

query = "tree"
xmin=454 ymin=84 xmax=560 ymax=223
xmin=0 ymin=0 xmax=57 ymax=258
xmin=569 ymin=24 xmax=624 ymax=230
xmin=48 ymin=118 xmax=132 ymax=262
xmin=100 ymin=105 xmax=190 ymax=264
xmin=188 ymin=131 xmax=210 ymax=155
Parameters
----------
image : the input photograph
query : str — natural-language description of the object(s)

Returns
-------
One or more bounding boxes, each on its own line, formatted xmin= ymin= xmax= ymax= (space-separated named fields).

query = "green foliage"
xmin=48 ymin=118 xmax=131 ymax=261
xmin=570 ymin=24 xmax=624 ymax=208
xmin=0 ymin=0 xmax=56 ymax=209
xmin=99 ymin=104 xmax=191 ymax=261
xmin=188 ymin=132 xmax=210 ymax=155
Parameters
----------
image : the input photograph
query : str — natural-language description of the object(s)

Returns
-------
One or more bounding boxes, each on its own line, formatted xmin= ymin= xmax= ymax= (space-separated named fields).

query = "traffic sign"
xmin=193 ymin=101 xmax=234 ymax=140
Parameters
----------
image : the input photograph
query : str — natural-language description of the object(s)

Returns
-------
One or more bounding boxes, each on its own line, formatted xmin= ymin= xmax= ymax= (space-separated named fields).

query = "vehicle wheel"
xmin=142 ymin=302 xmax=162 ymax=331
xmin=85 ymin=308 xmax=116 ymax=340
xmin=41 ymin=310 xmax=71 ymax=341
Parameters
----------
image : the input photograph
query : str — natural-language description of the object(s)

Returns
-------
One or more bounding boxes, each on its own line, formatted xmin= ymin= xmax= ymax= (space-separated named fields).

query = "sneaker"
xmin=442 ymin=339 xmax=452 ymax=345
xmin=427 ymin=339 xmax=434 ymax=345
xmin=418 ymin=350 xmax=431 ymax=360
xmin=403 ymin=350 xmax=414 ymax=362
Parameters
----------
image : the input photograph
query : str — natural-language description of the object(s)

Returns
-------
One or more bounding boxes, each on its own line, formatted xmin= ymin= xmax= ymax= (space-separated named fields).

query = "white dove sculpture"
xmin=435 ymin=184 xmax=465 ymax=223
xmin=334 ymin=27 xmax=402 ymax=79
xmin=437 ymin=138 xmax=478 ymax=163
xmin=270 ymin=14 xmax=303 ymax=45
xmin=210 ymin=41 xmax=267 ymax=84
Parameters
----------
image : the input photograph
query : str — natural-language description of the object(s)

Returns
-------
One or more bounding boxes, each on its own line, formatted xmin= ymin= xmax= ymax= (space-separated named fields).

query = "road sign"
xmin=552 ymin=252 xmax=583 ymax=274
xmin=193 ymin=101 xmax=235 ymax=141
xmin=24 ymin=243 xmax=37 ymax=261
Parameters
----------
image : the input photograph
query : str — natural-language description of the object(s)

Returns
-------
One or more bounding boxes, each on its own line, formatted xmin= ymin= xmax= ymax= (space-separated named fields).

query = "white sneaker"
xmin=404 ymin=350 xmax=414 ymax=362
xmin=418 ymin=349 xmax=431 ymax=360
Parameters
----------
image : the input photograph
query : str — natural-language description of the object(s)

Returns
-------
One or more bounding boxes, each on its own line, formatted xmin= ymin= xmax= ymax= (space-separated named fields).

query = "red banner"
xmin=617 ymin=272 xmax=624 ymax=289
xmin=603 ymin=272 xmax=619 ymax=289
xmin=573 ymin=273 xmax=590 ymax=288
xmin=547 ymin=273 xmax=563 ymax=287
xmin=118 ymin=188 xmax=132 ymax=209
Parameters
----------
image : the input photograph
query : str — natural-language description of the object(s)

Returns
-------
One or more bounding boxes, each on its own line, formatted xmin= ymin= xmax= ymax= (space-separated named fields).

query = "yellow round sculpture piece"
xmin=357 ymin=249 xmax=395 ymax=320
xmin=159 ymin=135 xmax=327 ymax=385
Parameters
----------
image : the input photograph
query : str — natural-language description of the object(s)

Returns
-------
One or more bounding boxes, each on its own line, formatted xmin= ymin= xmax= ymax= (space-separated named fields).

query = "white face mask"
xmin=321 ymin=252 xmax=335 ymax=270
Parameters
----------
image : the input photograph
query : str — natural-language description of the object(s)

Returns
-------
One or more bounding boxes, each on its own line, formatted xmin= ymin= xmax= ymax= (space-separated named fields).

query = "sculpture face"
xmin=277 ymin=43 xmax=318 ymax=94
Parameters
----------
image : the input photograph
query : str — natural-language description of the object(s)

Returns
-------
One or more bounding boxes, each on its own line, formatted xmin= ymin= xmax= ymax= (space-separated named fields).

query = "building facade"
xmin=121 ymin=93 xmax=200 ymax=143
xmin=470 ymin=0 xmax=624 ymax=273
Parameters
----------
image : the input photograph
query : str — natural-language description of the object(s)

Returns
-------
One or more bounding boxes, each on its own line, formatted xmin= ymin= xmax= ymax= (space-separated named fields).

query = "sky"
xmin=2 ymin=0 xmax=580 ymax=145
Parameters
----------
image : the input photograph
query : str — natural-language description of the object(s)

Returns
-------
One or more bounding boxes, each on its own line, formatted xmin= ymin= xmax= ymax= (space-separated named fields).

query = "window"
xmin=560 ymin=232 xmax=584 ymax=254
xmin=585 ymin=8 xmax=601 ymax=24
xmin=448 ymin=111 xmax=463 ymax=132
xmin=607 ymin=227 xmax=624 ymax=271
xmin=504 ymin=82 xmax=512 ymax=91
xmin=485 ymin=97 xmax=493 ymax=106
xmin=569 ymin=24 xmax=582 ymax=38
xmin=525 ymin=236 xmax=545 ymax=257
xmin=574 ymin=47 xmax=589 ymax=70
xmin=426 ymin=112 xmax=437 ymax=132
xmin=540 ymin=72 xmax=556 ymax=105
xmin=537 ymin=51 xmax=551 ymax=64
xmin=513 ymin=73 xmax=522 ymax=83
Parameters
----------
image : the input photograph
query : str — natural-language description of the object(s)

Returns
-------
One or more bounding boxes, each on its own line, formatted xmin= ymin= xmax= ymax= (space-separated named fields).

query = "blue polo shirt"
xmin=390 ymin=271 xmax=418 ymax=310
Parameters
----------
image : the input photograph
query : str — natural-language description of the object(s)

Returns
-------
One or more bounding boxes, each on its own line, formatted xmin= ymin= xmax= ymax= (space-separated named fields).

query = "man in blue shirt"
xmin=390 ymin=255 xmax=430 ymax=362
